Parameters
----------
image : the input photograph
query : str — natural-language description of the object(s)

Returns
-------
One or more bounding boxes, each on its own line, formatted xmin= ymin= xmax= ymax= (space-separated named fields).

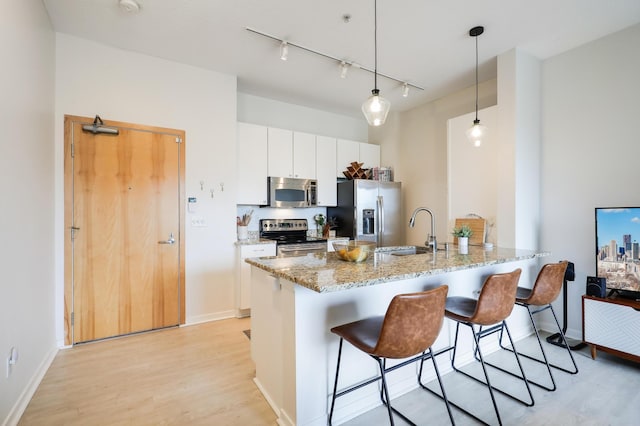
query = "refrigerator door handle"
xmin=377 ymin=195 xmax=384 ymax=246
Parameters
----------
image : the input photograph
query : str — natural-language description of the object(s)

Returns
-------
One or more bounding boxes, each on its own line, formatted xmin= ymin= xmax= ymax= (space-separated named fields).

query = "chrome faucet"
xmin=409 ymin=207 xmax=437 ymax=253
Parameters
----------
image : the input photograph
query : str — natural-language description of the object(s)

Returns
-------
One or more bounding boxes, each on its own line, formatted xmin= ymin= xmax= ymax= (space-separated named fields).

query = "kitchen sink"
xmin=385 ymin=246 xmax=432 ymax=256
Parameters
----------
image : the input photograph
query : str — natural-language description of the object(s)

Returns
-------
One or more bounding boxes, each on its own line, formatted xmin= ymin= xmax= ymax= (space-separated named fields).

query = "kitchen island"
xmin=246 ymin=246 xmax=548 ymax=426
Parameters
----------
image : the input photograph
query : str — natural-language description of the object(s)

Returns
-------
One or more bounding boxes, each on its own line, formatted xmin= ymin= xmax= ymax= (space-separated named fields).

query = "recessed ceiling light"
xmin=119 ymin=0 xmax=140 ymax=14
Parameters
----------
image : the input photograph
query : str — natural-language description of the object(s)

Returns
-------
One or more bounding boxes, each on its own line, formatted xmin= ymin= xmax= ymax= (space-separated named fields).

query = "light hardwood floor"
xmin=19 ymin=318 xmax=276 ymax=425
xmin=19 ymin=319 xmax=640 ymax=426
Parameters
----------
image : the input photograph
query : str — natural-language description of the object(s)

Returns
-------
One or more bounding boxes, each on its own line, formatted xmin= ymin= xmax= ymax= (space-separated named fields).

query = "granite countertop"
xmin=245 ymin=246 xmax=549 ymax=293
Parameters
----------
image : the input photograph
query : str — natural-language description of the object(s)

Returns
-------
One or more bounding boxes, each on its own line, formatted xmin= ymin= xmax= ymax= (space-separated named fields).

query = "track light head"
xmin=280 ymin=41 xmax=288 ymax=61
xmin=340 ymin=61 xmax=349 ymax=79
xmin=402 ymin=83 xmax=409 ymax=98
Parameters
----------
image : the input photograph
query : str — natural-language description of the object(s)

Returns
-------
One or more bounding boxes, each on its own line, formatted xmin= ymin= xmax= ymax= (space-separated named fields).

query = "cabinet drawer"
xmin=584 ymin=298 xmax=640 ymax=356
xmin=241 ymin=244 xmax=276 ymax=258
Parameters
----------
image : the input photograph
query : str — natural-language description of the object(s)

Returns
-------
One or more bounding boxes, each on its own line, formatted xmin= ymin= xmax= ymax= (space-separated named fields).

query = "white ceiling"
xmin=42 ymin=0 xmax=640 ymax=118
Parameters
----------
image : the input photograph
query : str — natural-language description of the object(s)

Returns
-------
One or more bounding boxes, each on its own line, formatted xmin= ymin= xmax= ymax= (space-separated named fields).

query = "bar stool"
xmin=328 ymin=286 xmax=454 ymax=426
xmin=491 ymin=261 xmax=579 ymax=391
xmin=431 ymin=268 xmax=533 ymax=426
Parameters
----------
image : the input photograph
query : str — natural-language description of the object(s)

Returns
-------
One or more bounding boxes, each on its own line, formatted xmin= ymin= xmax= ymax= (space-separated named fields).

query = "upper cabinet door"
xmin=293 ymin=132 xmax=316 ymax=179
xmin=237 ymin=123 xmax=268 ymax=205
xmin=336 ymin=139 xmax=360 ymax=178
xmin=316 ymin=135 xmax=337 ymax=206
xmin=268 ymin=127 xmax=293 ymax=177
xmin=359 ymin=143 xmax=380 ymax=170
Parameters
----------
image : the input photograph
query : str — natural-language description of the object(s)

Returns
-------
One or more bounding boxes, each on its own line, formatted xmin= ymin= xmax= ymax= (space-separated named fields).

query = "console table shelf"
xmin=582 ymin=295 xmax=640 ymax=362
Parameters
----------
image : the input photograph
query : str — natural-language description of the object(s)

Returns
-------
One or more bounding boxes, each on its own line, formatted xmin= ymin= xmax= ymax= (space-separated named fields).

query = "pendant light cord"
xmin=374 ymin=0 xmax=378 ymax=91
xmin=474 ymin=33 xmax=478 ymax=121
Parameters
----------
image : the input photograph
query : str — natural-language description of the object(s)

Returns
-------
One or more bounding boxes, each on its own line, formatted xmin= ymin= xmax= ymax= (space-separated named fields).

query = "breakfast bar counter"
xmin=246 ymin=246 xmax=548 ymax=426
xmin=245 ymin=245 xmax=547 ymax=293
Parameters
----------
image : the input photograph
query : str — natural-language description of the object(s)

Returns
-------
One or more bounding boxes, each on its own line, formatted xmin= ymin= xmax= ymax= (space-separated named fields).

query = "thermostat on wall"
xmin=188 ymin=197 xmax=197 ymax=213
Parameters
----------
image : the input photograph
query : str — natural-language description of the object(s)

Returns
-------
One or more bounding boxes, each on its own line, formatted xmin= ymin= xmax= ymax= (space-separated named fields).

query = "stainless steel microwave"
xmin=268 ymin=177 xmax=317 ymax=208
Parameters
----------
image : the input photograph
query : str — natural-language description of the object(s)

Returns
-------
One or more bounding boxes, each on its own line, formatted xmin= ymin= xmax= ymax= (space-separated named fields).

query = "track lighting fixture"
xmin=466 ymin=26 xmax=487 ymax=147
xmin=280 ymin=41 xmax=289 ymax=61
xmin=402 ymin=83 xmax=409 ymax=98
xmin=340 ymin=61 xmax=349 ymax=79
xmin=245 ymin=27 xmax=424 ymax=104
xmin=361 ymin=0 xmax=390 ymax=127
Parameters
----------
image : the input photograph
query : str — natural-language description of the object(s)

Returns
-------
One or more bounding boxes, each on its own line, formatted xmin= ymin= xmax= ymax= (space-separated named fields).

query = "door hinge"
xmin=71 ymin=226 xmax=80 ymax=241
xmin=71 ymin=143 xmax=75 ymax=158
xmin=71 ymin=312 xmax=74 ymax=326
xmin=176 ymin=137 xmax=182 ymax=144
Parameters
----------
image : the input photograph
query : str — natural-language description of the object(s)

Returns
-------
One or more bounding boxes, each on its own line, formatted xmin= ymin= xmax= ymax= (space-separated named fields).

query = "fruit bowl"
xmin=332 ymin=241 xmax=375 ymax=263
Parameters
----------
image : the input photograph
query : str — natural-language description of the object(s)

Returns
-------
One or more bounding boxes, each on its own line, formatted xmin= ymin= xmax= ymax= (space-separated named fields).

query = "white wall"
xmin=498 ymin=49 xmax=542 ymax=250
xmin=237 ymin=93 xmax=368 ymax=141
xmin=541 ymin=23 xmax=640 ymax=339
xmin=0 ymin=1 xmax=56 ymax=424
xmin=447 ymin=106 xmax=499 ymax=243
xmin=374 ymin=80 xmax=498 ymax=247
xmin=54 ymin=34 xmax=239 ymax=335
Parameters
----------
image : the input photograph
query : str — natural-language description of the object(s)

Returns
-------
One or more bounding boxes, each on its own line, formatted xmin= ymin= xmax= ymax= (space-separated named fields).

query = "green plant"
xmin=313 ymin=213 xmax=326 ymax=227
xmin=452 ymin=224 xmax=473 ymax=238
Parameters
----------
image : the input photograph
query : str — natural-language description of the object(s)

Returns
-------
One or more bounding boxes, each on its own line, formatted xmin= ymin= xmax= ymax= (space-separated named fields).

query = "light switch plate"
xmin=191 ymin=216 xmax=207 ymax=227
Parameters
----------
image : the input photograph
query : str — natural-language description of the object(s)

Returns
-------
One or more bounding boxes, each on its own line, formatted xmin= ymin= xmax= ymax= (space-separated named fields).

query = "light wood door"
xmin=64 ymin=115 xmax=185 ymax=344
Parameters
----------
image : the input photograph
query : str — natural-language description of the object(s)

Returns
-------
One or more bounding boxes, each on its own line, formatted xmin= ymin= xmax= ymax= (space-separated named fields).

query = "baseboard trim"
xmin=3 ymin=346 xmax=58 ymax=426
xmin=184 ymin=310 xmax=237 ymax=326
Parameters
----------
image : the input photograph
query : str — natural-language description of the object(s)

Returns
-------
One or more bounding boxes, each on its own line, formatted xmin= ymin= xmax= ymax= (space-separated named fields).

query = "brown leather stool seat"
xmin=328 ymin=286 xmax=454 ymax=426
xmin=439 ymin=268 xmax=534 ymax=426
xmin=489 ymin=261 xmax=578 ymax=391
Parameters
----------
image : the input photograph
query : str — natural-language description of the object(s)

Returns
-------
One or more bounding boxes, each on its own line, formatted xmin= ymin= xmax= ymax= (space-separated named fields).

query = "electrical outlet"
xmin=6 ymin=347 xmax=17 ymax=378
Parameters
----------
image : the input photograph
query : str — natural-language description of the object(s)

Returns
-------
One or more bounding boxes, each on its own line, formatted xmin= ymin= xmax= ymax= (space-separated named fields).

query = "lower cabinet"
xmin=583 ymin=295 xmax=640 ymax=362
xmin=237 ymin=243 xmax=276 ymax=316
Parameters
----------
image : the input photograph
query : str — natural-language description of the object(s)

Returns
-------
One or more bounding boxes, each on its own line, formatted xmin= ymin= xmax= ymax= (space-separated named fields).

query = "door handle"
xmin=158 ymin=232 xmax=175 ymax=245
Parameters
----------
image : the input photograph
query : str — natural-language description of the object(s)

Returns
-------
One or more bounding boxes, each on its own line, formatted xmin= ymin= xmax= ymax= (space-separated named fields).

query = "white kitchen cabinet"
xmin=359 ymin=143 xmax=380 ymax=170
xmin=293 ymin=131 xmax=316 ymax=179
xmin=237 ymin=242 xmax=276 ymax=315
xmin=268 ymin=128 xmax=316 ymax=179
xmin=267 ymin=127 xmax=293 ymax=178
xmin=237 ymin=122 xmax=268 ymax=205
xmin=336 ymin=138 xmax=360 ymax=177
xmin=583 ymin=295 xmax=640 ymax=362
xmin=316 ymin=135 xmax=337 ymax=206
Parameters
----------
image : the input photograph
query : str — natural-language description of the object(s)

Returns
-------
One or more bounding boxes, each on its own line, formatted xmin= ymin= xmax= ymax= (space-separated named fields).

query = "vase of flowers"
xmin=313 ymin=213 xmax=326 ymax=238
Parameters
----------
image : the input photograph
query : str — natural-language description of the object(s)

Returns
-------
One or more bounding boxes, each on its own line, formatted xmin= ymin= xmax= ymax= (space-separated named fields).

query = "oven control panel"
xmin=260 ymin=218 xmax=309 ymax=231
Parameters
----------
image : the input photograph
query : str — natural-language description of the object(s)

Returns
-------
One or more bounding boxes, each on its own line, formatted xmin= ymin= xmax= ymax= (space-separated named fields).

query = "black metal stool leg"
xmin=328 ymin=338 xmax=344 ymax=426
xmin=377 ymin=358 xmax=395 ymax=426
xmin=494 ymin=307 xmax=557 ymax=391
xmin=545 ymin=304 xmax=579 ymax=374
xmin=417 ymin=347 xmax=456 ymax=425
xmin=467 ymin=324 xmax=503 ymax=426
xmin=497 ymin=303 xmax=578 ymax=385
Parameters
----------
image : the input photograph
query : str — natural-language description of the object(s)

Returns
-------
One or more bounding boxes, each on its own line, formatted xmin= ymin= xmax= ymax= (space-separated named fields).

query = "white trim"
xmin=2 ymin=347 xmax=58 ymax=426
xmin=183 ymin=310 xmax=237 ymax=326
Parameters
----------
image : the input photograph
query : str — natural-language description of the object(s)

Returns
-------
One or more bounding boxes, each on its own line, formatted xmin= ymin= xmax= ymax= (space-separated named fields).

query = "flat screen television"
xmin=595 ymin=207 xmax=640 ymax=298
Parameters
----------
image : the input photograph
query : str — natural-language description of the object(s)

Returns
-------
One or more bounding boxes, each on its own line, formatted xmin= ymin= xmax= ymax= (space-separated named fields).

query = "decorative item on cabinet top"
xmin=342 ymin=162 xmax=371 ymax=180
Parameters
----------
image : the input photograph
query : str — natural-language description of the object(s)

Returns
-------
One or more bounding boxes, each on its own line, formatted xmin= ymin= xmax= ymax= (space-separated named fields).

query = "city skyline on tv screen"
xmin=596 ymin=207 xmax=640 ymax=293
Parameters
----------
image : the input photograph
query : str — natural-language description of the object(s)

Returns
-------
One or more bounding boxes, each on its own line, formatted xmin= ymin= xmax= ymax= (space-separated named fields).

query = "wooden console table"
xmin=582 ymin=295 xmax=640 ymax=362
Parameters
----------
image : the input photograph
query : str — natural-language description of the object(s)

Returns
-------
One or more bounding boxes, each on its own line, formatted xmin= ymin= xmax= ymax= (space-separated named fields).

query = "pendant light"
xmin=466 ymin=26 xmax=487 ymax=147
xmin=361 ymin=0 xmax=390 ymax=127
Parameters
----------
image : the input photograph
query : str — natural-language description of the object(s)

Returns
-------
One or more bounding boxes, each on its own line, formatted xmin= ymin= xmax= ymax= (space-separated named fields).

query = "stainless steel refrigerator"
xmin=328 ymin=180 xmax=403 ymax=247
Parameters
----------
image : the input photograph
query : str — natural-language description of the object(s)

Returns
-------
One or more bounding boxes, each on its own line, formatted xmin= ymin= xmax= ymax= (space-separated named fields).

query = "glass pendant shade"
xmin=466 ymin=119 xmax=487 ymax=147
xmin=361 ymin=89 xmax=390 ymax=127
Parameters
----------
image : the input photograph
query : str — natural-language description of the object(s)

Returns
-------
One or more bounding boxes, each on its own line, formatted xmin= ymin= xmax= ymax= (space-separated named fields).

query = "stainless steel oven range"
xmin=259 ymin=218 xmax=327 ymax=257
